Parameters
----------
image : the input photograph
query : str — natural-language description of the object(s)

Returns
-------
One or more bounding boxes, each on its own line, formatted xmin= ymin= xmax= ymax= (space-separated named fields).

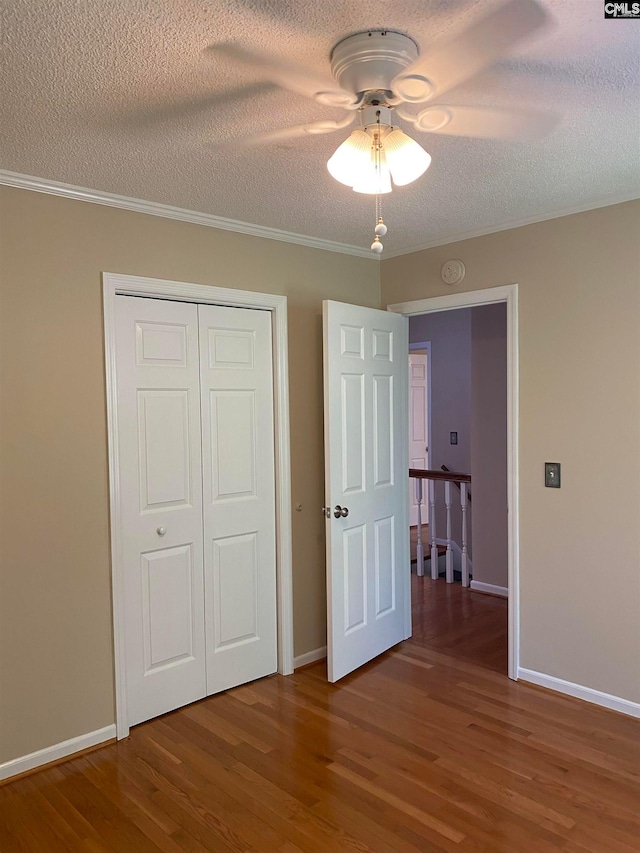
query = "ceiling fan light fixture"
xmin=383 ymin=128 xmax=431 ymax=186
xmin=327 ymin=129 xmax=372 ymax=187
xmin=352 ymin=148 xmax=392 ymax=195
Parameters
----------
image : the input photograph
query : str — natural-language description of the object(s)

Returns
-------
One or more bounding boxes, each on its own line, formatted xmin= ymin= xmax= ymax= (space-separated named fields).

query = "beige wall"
xmin=0 ymin=186 xmax=379 ymax=763
xmin=382 ymin=200 xmax=640 ymax=703
xmin=2 ymin=186 xmax=638 ymax=768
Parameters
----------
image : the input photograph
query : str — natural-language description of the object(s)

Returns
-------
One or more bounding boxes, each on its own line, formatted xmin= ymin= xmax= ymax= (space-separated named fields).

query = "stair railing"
xmin=409 ymin=468 xmax=472 ymax=586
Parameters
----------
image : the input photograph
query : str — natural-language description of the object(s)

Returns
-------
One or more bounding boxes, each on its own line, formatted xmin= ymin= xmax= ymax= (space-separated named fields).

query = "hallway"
xmin=410 ymin=520 xmax=507 ymax=674
xmin=411 ymin=574 xmax=507 ymax=674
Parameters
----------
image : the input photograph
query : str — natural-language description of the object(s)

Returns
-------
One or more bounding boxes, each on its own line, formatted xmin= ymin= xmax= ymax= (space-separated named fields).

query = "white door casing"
xmin=115 ymin=295 xmax=207 ymax=726
xmin=104 ymin=272 xmax=293 ymax=739
xmin=323 ymin=300 xmax=410 ymax=683
xmin=199 ymin=304 xmax=277 ymax=694
xmin=409 ymin=352 xmax=429 ymax=526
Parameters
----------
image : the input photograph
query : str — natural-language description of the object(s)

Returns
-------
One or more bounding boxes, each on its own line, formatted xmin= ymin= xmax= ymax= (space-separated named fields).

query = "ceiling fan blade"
xmin=404 ymin=104 xmax=559 ymax=140
xmin=210 ymin=43 xmax=359 ymax=109
xmin=118 ymin=82 xmax=276 ymax=131
xmin=216 ymin=116 xmax=356 ymax=148
xmin=391 ymin=0 xmax=550 ymax=104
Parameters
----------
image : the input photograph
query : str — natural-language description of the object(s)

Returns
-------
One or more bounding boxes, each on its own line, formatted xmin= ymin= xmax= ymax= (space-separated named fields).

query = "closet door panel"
xmin=115 ymin=296 xmax=206 ymax=726
xmin=209 ymin=389 xmax=257 ymax=501
xmin=199 ymin=305 xmax=277 ymax=694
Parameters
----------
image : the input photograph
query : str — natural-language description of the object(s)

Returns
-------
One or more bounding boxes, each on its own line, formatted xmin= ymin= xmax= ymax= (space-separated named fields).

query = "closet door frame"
xmin=103 ymin=272 xmax=293 ymax=739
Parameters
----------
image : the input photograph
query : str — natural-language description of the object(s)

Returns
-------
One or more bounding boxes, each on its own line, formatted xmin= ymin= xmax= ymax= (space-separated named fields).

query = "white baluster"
xmin=461 ymin=482 xmax=469 ymax=588
xmin=429 ymin=479 xmax=438 ymax=580
xmin=415 ymin=478 xmax=424 ymax=577
xmin=445 ymin=480 xmax=453 ymax=583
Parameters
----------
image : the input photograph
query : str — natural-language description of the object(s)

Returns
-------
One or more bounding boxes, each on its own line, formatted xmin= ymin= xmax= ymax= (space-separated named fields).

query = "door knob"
xmin=333 ymin=505 xmax=349 ymax=518
xmin=156 ymin=526 xmax=167 ymax=536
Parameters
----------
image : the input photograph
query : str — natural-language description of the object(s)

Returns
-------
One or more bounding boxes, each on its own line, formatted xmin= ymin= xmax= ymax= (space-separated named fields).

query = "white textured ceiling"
xmin=1 ymin=0 xmax=639 ymax=256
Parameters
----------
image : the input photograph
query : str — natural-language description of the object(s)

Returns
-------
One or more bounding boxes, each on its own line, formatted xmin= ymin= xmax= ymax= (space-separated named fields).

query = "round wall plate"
xmin=441 ymin=259 xmax=466 ymax=285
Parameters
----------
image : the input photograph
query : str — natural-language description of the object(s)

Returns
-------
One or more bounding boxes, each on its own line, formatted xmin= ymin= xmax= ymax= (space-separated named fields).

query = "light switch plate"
xmin=450 ymin=431 xmax=458 ymax=445
xmin=545 ymin=462 xmax=561 ymax=488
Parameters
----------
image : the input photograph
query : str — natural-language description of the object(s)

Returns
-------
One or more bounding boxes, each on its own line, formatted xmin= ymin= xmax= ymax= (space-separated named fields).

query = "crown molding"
xmin=3 ymin=169 xmax=636 ymax=262
xmin=380 ymin=191 xmax=640 ymax=259
xmin=0 ymin=170 xmax=376 ymax=260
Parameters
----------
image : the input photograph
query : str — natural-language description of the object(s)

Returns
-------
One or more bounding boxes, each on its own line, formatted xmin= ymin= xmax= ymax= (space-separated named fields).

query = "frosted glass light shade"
xmin=384 ymin=128 xmax=431 ymax=186
xmin=352 ymin=147 xmax=392 ymax=194
xmin=327 ymin=130 xmax=372 ymax=187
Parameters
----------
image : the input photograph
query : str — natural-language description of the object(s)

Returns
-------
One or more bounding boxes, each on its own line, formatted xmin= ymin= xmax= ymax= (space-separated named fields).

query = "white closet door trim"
xmin=103 ymin=272 xmax=293 ymax=739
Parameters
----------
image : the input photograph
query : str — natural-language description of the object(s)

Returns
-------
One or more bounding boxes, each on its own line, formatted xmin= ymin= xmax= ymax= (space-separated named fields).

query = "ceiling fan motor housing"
xmin=360 ymin=104 xmax=394 ymax=132
xmin=330 ymin=30 xmax=418 ymax=97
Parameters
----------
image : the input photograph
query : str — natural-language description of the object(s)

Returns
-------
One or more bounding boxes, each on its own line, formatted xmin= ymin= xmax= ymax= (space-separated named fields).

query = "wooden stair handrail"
xmin=441 ymin=463 xmax=472 ymax=503
xmin=409 ymin=468 xmax=471 ymax=483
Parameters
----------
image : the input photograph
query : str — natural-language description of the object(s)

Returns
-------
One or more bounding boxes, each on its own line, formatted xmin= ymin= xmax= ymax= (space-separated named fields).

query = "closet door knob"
xmin=333 ymin=505 xmax=349 ymax=518
xmin=156 ymin=526 xmax=167 ymax=536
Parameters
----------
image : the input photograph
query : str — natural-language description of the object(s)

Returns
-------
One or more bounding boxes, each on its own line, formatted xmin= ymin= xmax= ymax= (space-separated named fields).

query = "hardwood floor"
xmin=1 ymin=579 xmax=638 ymax=852
xmin=412 ymin=575 xmax=508 ymax=674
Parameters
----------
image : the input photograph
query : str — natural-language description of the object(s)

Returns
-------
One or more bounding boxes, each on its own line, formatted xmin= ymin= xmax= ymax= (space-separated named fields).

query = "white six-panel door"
xmin=199 ymin=304 xmax=277 ymax=695
xmin=409 ymin=353 xmax=429 ymax=526
xmin=115 ymin=296 xmax=207 ymax=725
xmin=115 ymin=295 xmax=276 ymax=726
xmin=323 ymin=300 xmax=410 ymax=683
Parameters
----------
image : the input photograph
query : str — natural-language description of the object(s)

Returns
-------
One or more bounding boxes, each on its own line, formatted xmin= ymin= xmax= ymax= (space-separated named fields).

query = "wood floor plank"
xmin=154 ymin=718 xmax=361 ymax=852
xmin=116 ymin=743 xmax=251 ymax=851
xmin=1 ymin=577 xmax=638 ymax=851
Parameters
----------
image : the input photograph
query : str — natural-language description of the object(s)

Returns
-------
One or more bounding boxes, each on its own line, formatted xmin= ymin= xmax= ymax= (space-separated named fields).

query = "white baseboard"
xmin=293 ymin=646 xmax=327 ymax=669
xmin=470 ymin=580 xmax=509 ymax=598
xmin=518 ymin=668 xmax=640 ymax=719
xmin=0 ymin=724 xmax=116 ymax=782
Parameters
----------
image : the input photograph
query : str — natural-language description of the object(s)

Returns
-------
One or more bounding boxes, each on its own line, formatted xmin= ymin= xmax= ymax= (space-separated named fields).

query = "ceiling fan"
xmin=212 ymin=0 xmax=557 ymax=252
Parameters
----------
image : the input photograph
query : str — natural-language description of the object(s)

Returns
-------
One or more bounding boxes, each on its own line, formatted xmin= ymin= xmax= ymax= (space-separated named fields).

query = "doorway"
xmin=104 ymin=272 xmax=294 ymax=738
xmin=388 ymin=284 xmax=519 ymax=680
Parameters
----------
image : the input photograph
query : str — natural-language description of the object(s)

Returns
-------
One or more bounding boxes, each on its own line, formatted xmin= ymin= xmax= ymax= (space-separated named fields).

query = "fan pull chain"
xmin=371 ymin=116 xmax=387 ymax=254
xmin=371 ymin=193 xmax=387 ymax=254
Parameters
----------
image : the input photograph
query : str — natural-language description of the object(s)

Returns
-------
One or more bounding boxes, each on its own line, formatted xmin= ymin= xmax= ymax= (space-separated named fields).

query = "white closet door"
xmin=115 ymin=295 xmax=206 ymax=726
xmin=199 ymin=304 xmax=277 ymax=694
